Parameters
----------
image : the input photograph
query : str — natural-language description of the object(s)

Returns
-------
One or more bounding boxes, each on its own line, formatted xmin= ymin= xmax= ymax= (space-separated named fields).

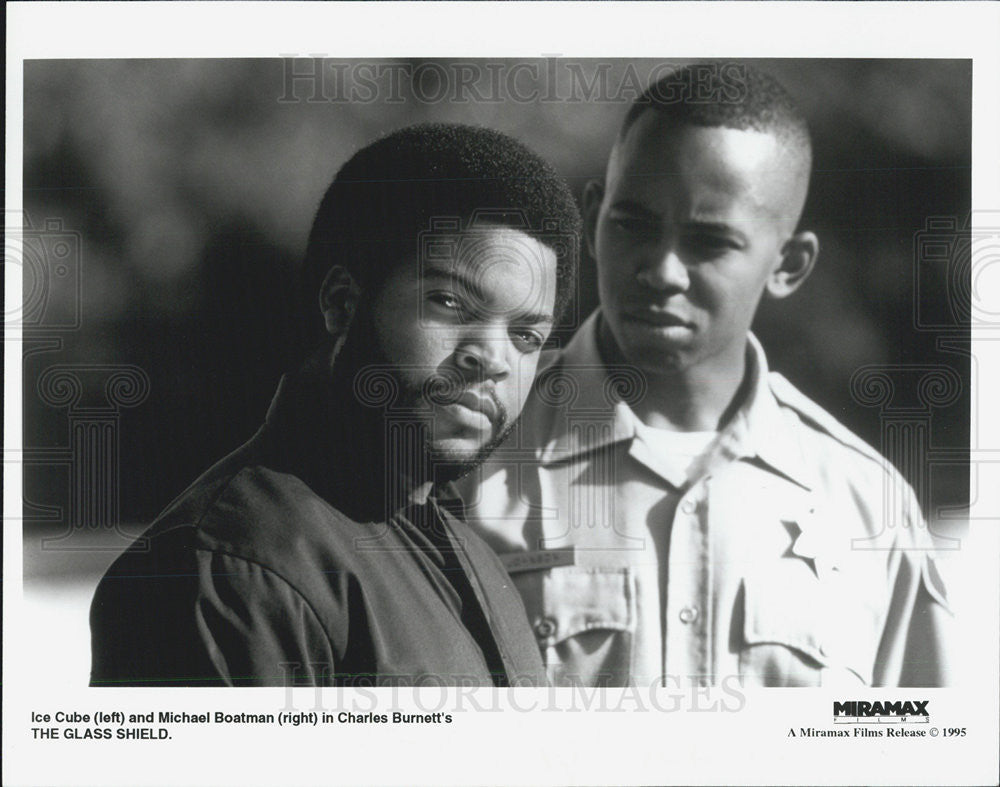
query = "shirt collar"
xmin=536 ymin=310 xmax=814 ymax=491
xmin=712 ymin=332 xmax=815 ymax=491
xmin=535 ymin=310 xmax=640 ymax=465
xmin=261 ymin=357 xmax=437 ymax=522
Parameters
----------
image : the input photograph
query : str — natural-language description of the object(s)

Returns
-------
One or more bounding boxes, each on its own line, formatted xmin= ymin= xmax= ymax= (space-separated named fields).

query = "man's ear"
xmin=319 ymin=265 xmax=362 ymax=337
xmin=582 ymin=180 xmax=605 ymax=260
xmin=765 ymin=231 xmax=819 ymax=299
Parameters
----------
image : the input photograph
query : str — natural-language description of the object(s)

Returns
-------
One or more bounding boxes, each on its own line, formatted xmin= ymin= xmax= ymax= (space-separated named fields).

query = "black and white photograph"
xmin=5 ymin=3 xmax=1000 ymax=786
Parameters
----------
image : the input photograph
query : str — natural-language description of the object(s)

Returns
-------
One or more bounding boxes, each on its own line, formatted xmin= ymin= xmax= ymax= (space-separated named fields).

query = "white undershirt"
xmin=632 ymin=420 xmax=718 ymax=485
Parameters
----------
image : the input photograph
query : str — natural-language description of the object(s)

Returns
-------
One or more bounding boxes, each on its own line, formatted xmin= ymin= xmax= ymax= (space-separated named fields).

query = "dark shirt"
xmin=89 ymin=365 xmax=546 ymax=687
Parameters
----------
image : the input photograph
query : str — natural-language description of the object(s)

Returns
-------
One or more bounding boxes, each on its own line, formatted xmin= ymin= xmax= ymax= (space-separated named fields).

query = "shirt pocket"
xmin=532 ymin=567 xmax=636 ymax=687
xmin=738 ymin=570 xmax=881 ymax=688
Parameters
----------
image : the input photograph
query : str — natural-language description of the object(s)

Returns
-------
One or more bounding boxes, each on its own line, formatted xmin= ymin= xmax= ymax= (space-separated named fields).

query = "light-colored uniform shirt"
xmin=460 ymin=310 xmax=954 ymax=688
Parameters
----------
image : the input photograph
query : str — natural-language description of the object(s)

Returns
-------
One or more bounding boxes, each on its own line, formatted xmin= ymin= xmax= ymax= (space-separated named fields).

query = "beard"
xmin=399 ymin=367 xmax=514 ymax=483
xmin=335 ymin=304 xmax=514 ymax=485
xmin=424 ymin=415 xmax=517 ymax=482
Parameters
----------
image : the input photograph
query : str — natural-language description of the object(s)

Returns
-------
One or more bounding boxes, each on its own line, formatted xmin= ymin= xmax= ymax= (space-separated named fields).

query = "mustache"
xmin=352 ymin=364 xmax=508 ymax=430
xmin=424 ymin=371 xmax=508 ymax=430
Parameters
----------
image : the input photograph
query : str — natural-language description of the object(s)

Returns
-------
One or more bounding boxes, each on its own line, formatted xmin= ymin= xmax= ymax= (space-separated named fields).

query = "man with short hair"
xmin=90 ymin=123 xmax=581 ymax=687
xmin=462 ymin=66 xmax=953 ymax=688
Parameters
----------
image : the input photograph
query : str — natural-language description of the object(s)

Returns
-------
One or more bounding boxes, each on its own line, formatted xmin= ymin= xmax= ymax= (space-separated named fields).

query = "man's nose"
xmin=636 ymin=246 xmax=690 ymax=292
xmin=453 ymin=333 xmax=512 ymax=381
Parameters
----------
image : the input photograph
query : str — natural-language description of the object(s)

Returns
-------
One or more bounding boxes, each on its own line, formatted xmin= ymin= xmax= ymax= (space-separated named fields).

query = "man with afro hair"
xmin=90 ymin=123 xmax=581 ymax=687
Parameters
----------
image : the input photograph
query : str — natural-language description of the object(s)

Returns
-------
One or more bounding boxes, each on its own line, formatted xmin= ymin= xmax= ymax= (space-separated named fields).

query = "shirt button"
xmin=681 ymin=499 xmax=697 ymax=515
xmin=534 ymin=618 xmax=556 ymax=638
xmin=679 ymin=606 xmax=699 ymax=624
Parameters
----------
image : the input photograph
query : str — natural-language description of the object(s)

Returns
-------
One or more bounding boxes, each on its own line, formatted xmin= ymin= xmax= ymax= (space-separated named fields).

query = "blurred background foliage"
xmin=22 ymin=58 xmax=971 ymax=525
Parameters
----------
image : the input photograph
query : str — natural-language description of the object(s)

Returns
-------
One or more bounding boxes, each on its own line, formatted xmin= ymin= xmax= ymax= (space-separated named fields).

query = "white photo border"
xmin=5 ymin=3 xmax=1000 ymax=786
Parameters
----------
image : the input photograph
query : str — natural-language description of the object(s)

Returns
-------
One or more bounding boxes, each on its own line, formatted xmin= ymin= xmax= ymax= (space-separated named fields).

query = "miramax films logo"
xmin=833 ymin=700 xmax=930 ymax=724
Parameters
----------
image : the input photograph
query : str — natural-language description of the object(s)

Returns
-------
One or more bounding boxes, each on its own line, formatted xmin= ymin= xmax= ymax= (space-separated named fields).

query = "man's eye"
xmin=612 ymin=217 xmax=658 ymax=237
xmin=427 ymin=292 xmax=464 ymax=312
xmin=510 ymin=329 xmax=545 ymax=353
xmin=684 ymin=233 xmax=739 ymax=255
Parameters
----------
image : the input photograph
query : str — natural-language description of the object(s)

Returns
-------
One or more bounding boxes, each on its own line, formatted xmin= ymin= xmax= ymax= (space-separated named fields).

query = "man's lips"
xmin=454 ymin=390 xmax=500 ymax=425
xmin=624 ymin=310 xmax=694 ymax=329
xmin=424 ymin=374 xmax=501 ymax=424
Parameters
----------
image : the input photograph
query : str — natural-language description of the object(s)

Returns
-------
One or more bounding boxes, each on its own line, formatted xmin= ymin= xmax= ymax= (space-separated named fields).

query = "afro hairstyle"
xmin=299 ymin=122 xmax=581 ymax=347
